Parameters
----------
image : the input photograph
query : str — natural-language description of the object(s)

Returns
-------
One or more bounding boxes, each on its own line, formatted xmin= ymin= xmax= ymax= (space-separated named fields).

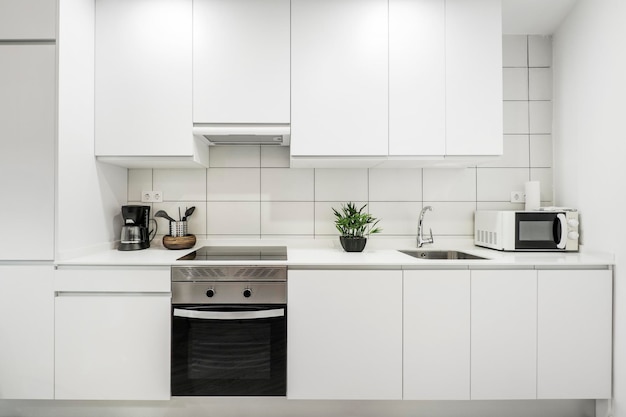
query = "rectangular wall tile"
xmin=477 ymin=168 xmax=529 ymax=201
xmin=423 ymin=202 xmax=475 ymax=236
xmin=261 ymin=147 xmax=291 ymax=168
xmin=529 ymin=68 xmax=553 ymax=100
xmin=128 ymin=169 xmax=152 ymax=202
xmin=261 ymin=168 xmax=314 ymax=201
xmin=153 ymin=169 xmax=207 ymax=201
xmin=502 ymin=35 xmax=527 ymax=67
xmin=369 ymin=169 xmax=422 ymax=202
xmin=206 ymin=168 xmax=260 ymax=201
xmin=315 ymin=169 xmax=368 ymax=202
xmin=208 ymin=146 xmax=260 ymax=168
xmin=529 ymin=101 xmax=553 ymax=134
xmin=477 ymin=201 xmax=525 ymax=211
xmin=481 ymin=135 xmax=530 ymax=168
xmin=503 ymin=101 xmax=529 ymax=134
xmin=207 ymin=202 xmax=260 ymax=235
xmin=261 ymin=202 xmax=314 ymax=235
xmin=367 ymin=202 xmax=422 ymax=236
xmin=530 ymin=135 xmax=553 ymax=168
xmin=423 ymin=168 xmax=476 ymax=201
xmin=503 ymin=68 xmax=528 ymax=100
xmin=528 ymin=35 xmax=552 ymax=68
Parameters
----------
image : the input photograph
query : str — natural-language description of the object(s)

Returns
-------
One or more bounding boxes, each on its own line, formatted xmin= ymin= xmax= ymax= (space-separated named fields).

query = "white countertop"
xmin=56 ymin=238 xmax=614 ymax=268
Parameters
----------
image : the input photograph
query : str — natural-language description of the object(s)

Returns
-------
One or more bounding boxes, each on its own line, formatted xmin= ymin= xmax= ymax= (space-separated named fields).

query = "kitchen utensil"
xmin=183 ymin=206 xmax=196 ymax=221
xmin=155 ymin=210 xmax=176 ymax=223
xmin=169 ymin=221 xmax=188 ymax=237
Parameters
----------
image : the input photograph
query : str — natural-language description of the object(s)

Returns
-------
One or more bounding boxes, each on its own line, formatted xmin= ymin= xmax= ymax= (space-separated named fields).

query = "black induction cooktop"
xmin=177 ymin=246 xmax=288 ymax=261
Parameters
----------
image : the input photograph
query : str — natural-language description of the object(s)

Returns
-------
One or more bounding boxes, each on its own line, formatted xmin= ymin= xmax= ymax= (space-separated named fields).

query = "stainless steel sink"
xmin=399 ymin=250 xmax=487 ymax=260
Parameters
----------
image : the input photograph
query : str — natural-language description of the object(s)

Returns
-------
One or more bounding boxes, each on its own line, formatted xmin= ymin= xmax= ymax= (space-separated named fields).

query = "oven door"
xmin=171 ymin=304 xmax=286 ymax=396
xmin=515 ymin=212 xmax=567 ymax=250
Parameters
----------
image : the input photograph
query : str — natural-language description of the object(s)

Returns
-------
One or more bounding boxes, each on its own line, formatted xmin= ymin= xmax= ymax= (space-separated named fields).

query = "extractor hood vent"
xmin=193 ymin=123 xmax=290 ymax=146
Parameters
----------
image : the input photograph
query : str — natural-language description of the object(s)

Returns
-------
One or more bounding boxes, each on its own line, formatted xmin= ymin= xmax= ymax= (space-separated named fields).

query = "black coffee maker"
xmin=118 ymin=205 xmax=154 ymax=251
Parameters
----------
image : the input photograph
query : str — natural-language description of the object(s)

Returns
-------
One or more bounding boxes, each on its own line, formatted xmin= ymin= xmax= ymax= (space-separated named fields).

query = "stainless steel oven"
xmin=171 ymin=246 xmax=287 ymax=396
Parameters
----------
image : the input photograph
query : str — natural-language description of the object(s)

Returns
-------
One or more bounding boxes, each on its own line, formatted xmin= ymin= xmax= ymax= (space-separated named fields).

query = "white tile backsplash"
xmin=128 ymin=35 xmax=553 ymax=239
xmin=206 ymin=168 xmax=260 ymax=201
xmin=503 ymin=101 xmax=529 ymax=134
xmin=207 ymin=202 xmax=260 ymax=235
xmin=153 ymin=169 xmax=207 ymax=201
xmin=208 ymin=146 xmax=261 ymax=168
xmin=261 ymin=168 xmax=314 ymax=201
xmin=528 ymin=35 xmax=552 ymax=68
xmin=503 ymin=68 xmax=528 ymax=100
xmin=423 ymin=168 xmax=476 ymax=201
xmin=502 ymin=35 xmax=527 ymax=67
xmin=369 ymin=169 xmax=421 ymax=202
xmin=315 ymin=169 xmax=369 ymax=202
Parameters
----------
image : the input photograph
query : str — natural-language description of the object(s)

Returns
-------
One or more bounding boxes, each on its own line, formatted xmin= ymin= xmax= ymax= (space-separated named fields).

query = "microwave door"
xmin=515 ymin=212 xmax=560 ymax=250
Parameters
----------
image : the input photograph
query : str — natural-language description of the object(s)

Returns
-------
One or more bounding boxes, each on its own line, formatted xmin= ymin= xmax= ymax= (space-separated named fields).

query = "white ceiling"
xmin=502 ymin=0 xmax=579 ymax=35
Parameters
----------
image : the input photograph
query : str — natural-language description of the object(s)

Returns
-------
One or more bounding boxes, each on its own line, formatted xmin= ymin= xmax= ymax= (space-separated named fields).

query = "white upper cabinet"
xmin=445 ymin=0 xmax=503 ymax=156
xmin=537 ymin=269 xmax=613 ymax=399
xmin=291 ymin=0 xmax=389 ymax=160
xmin=389 ymin=0 xmax=445 ymax=156
xmin=0 ymin=44 xmax=55 ymax=260
xmin=95 ymin=0 xmax=207 ymax=168
xmin=0 ymin=0 xmax=56 ymax=40
xmin=193 ymin=0 xmax=290 ymax=124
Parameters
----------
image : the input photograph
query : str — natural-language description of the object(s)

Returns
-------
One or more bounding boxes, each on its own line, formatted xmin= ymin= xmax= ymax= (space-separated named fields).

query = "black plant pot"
xmin=340 ymin=236 xmax=367 ymax=252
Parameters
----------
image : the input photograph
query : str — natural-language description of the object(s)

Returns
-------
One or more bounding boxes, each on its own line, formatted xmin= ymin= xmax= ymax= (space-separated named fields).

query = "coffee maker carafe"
xmin=118 ymin=205 xmax=155 ymax=251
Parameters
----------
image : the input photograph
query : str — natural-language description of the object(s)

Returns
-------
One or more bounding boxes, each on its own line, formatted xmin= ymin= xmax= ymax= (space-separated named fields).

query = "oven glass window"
xmin=518 ymin=221 xmax=553 ymax=241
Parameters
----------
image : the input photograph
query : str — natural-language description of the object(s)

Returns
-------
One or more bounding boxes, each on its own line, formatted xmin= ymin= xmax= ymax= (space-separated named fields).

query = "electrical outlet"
xmin=510 ymin=191 xmax=525 ymax=203
xmin=141 ymin=190 xmax=163 ymax=203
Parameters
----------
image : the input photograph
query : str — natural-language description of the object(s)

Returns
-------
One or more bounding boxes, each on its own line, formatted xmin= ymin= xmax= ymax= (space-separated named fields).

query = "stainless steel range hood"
xmin=192 ymin=123 xmax=290 ymax=146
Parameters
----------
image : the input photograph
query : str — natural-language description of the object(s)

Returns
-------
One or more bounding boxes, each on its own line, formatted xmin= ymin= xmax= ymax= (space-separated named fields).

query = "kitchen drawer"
xmin=55 ymin=266 xmax=170 ymax=292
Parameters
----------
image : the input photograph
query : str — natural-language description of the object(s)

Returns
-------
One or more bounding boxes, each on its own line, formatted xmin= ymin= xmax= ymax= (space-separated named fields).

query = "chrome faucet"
xmin=417 ymin=206 xmax=434 ymax=248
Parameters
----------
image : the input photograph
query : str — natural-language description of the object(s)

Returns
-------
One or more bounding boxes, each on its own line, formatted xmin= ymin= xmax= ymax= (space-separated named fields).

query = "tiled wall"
xmin=128 ymin=35 xmax=553 ymax=240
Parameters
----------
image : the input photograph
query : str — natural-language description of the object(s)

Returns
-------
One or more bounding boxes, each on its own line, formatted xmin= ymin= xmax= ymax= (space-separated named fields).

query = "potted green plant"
xmin=332 ymin=202 xmax=382 ymax=252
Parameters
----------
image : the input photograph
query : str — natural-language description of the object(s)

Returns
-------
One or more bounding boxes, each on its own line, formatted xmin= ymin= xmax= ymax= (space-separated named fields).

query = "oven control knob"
xmin=567 ymin=219 xmax=579 ymax=227
xmin=243 ymin=288 xmax=252 ymax=298
xmin=568 ymin=231 xmax=580 ymax=239
xmin=206 ymin=288 xmax=215 ymax=298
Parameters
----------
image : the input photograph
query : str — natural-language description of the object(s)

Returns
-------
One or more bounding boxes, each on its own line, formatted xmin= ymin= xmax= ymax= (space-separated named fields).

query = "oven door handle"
xmin=173 ymin=308 xmax=285 ymax=320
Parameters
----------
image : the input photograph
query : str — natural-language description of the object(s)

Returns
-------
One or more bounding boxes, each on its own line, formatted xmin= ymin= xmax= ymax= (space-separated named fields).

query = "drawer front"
xmin=55 ymin=267 xmax=170 ymax=292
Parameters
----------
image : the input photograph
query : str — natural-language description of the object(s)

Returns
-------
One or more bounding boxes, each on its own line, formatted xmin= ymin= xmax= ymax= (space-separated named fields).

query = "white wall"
xmin=128 ymin=35 xmax=554 ymax=243
xmin=553 ymin=0 xmax=626 ymax=415
xmin=57 ymin=0 xmax=127 ymax=259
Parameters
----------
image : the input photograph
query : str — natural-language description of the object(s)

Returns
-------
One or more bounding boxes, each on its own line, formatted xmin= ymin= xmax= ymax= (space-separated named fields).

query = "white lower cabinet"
xmin=537 ymin=269 xmax=613 ymax=399
xmin=0 ymin=265 xmax=54 ymax=399
xmin=287 ymin=269 xmax=402 ymax=400
xmin=54 ymin=267 xmax=171 ymax=400
xmin=470 ymin=269 xmax=537 ymax=400
xmin=403 ymin=270 xmax=470 ymax=400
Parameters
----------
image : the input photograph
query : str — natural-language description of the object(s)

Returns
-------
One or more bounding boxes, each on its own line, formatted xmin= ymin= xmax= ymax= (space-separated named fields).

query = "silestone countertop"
xmin=55 ymin=238 xmax=614 ymax=269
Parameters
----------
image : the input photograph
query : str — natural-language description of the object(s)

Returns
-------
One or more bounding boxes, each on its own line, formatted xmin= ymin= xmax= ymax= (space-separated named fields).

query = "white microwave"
xmin=474 ymin=210 xmax=579 ymax=252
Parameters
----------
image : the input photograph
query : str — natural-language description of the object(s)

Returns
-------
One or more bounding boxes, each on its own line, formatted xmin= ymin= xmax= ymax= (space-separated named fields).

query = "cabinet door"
xmin=445 ymin=0 xmax=502 ymax=156
xmin=0 ymin=0 xmax=56 ymax=40
xmin=193 ymin=0 xmax=289 ymax=124
xmin=0 ymin=265 xmax=54 ymax=399
xmin=403 ymin=270 xmax=470 ymax=400
xmin=389 ymin=0 xmax=445 ymax=156
xmin=537 ymin=269 xmax=612 ymax=399
xmin=0 ymin=45 xmax=55 ymax=260
xmin=291 ymin=0 xmax=388 ymax=157
xmin=471 ymin=269 xmax=537 ymax=399
xmin=55 ymin=293 xmax=171 ymax=400
xmin=287 ymin=270 xmax=402 ymax=399
xmin=95 ymin=0 xmax=193 ymax=157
